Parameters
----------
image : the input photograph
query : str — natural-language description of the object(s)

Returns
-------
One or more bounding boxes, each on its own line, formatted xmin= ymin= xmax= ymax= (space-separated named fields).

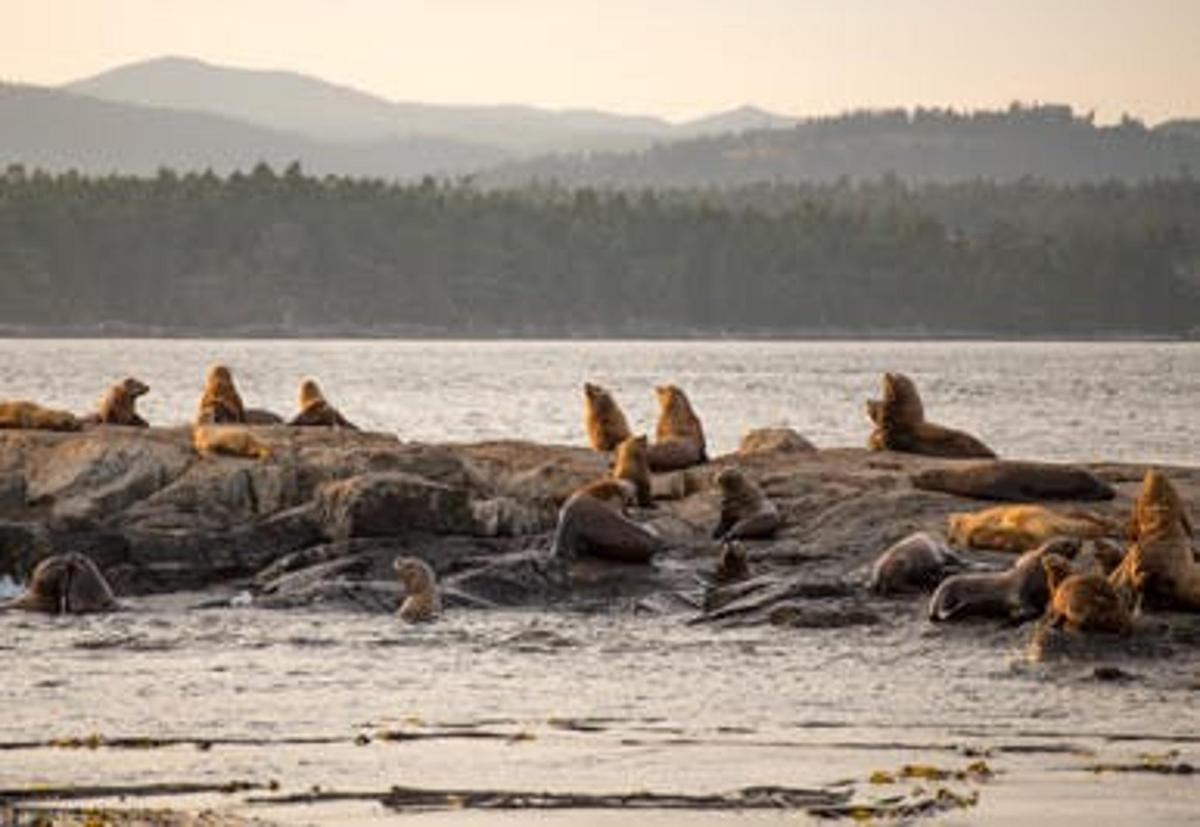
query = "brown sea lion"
xmin=703 ymin=541 xmax=753 ymax=612
xmin=647 ymin=384 xmax=707 ymax=472
xmin=196 ymin=364 xmax=245 ymax=424
xmin=583 ymin=382 xmax=632 ymax=453
xmin=737 ymin=427 xmax=816 ymax=455
xmin=0 ymin=400 xmax=81 ymax=432
xmin=947 ymin=504 xmax=1120 ymax=554
xmin=571 ymin=477 xmax=638 ymax=511
xmin=928 ymin=537 xmax=1081 ymax=622
xmin=393 ymin=556 xmax=441 ymax=622
xmin=869 ymin=531 xmax=967 ymax=595
xmin=0 ymin=553 xmax=118 ymax=614
xmin=866 ymin=372 xmax=995 ymax=459
xmin=1110 ymin=469 xmax=1200 ymax=611
xmin=88 ymin=377 xmax=150 ymax=427
xmin=550 ymin=482 xmax=663 ymax=564
xmin=911 ymin=460 xmax=1114 ymax=502
xmin=1041 ymin=553 xmax=1133 ymax=634
xmin=713 ymin=467 xmax=781 ymax=541
xmin=289 ymin=379 xmax=359 ymax=430
xmin=611 ymin=435 xmax=653 ymax=507
xmin=192 ymin=424 xmax=271 ymax=461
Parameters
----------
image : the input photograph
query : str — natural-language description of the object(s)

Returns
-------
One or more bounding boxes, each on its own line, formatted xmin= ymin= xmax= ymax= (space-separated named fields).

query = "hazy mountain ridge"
xmin=0 ymin=83 xmax=509 ymax=177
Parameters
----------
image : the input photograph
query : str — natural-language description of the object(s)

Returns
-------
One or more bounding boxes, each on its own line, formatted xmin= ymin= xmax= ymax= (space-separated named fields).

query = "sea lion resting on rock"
xmin=196 ymin=364 xmax=245 ymax=424
xmin=393 ymin=556 xmax=441 ymax=623
xmin=713 ymin=467 xmax=780 ymax=541
xmin=289 ymin=379 xmax=358 ymax=430
xmin=612 ymin=435 xmax=652 ymax=507
xmin=869 ymin=532 xmax=967 ymax=595
xmin=911 ymin=460 xmax=1114 ymax=502
xmin=929 ymin=537 xmax=1081 ymax=622
xmin=0 ymin=400 xmax=81 ymax=432
xmin=1110 ymin=469 xmax=1200 ymax=611
xmin=647 ymin=384 xmax=707 ymax=472
xmin=583 ymin=382 xmax=632 ymax=453
xmin=866 ymin=372 xmax=995 ymax=459
xmin=83 ymin=377 xmax=150 ymax=427
xmin=1040 ymin=553 xmax=1133 ymax=635
xmin=192 ymin=424 xmax=271 ymax=461
xmin=947 ymin=504 xmax=1119 ymax=554
xmin=0 ymin=553 xmax=118 ymax=614
xmin=550 ymin=478 xmax=663 ymax=564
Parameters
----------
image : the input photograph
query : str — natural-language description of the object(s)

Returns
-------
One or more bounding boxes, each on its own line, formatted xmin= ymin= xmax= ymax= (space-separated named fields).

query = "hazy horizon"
xmin=5 ymin=0 xmax=1200 ymax=125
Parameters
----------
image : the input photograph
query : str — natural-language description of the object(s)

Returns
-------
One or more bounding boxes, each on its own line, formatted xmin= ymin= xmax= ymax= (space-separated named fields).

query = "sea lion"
xmin=88 ymin=377 xmax=150 ymax=427
xmin=550 ymin=481 xmax=663 ymax=564
xmin=928 ymin=537 xmax=1080 ymax=622
xmin=866 ymin=372 xmax=995 ymax=459
xmin=393 ymin=556 xmax=441 ymax=622
xmin=192 ymin=424 xmax=271 ymax=461
xmin=868 ymin=531 xmax=967 ymax=595
xmin=703 ymin=541 xmax=753 ymax=612
xmin=911 ymin=460 xmax=1114 ymax=502
xmin=583 ymin=382 xmax=632 ymax=453
xmin=289 ymin=379 xmax=359 ymax=430
xmin=713 ymin=467 xmax=781 ymax=541
xmin=1041 ymin=553 xmax=1133 ymax=634
xmin=737 ymin=427 xmax=816 ymax=455
xmin=0 ymin=401 xmax=81 ymax=432
xmin=611 ymin=435 xmax=653 ymax=507
xmin=1109 ymin=469 xmax=1200 ymax=611
xmin=196 ymin=364 xmax=245 ymax=424
xmin=947 ymin=504 xmax=1119 ymax=554
xmin=647 ymin=384 xmax=707 ymax=472
xmin=0 ymin=553 xmax=119 ymax=614
xmin=572 ymin=477 xmax=638 ymax=511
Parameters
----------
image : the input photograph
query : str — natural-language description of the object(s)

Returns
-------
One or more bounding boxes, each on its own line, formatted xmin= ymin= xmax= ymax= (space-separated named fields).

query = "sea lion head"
xmin=299 ymin=378 xmax=325 ymax=409
xmin=583 ymin=382 xmax=605 ymax=401
xmin=393 ymin=556 xmax=436 ymax=593
xmin=119 ymin=377 xmax=150 ymax=399
xmin=714 ymin=467 xmax=748 ymax=494
xmin=1134 ymin=469 xmax=1192 ymax=539
xmin=654 ymin=384 xmax=684 ymax=410
xmin=881 ymin=372 xmax=925 ymax=425
xmin=615 ymin=434 xmax=648 ymax=461
xmin=1040 ymin=552 xmax=1075 ymax=594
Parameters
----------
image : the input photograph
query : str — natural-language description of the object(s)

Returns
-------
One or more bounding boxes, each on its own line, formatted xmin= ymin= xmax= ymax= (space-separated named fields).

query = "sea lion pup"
xmin=289 ymin=379 xmax=359 ymax=430
xmin=911 ymin=460 xmax=1114 ymax=502
xmin=0 ymin=553 xmax=119 ymax=614
xmin=393 ymin=556 xmax=441 ymax=623
xmin=713 ymin=467 xmax=781 ymax=541
xmin=192 ymin=424 xmax=272 ymax=461
xmin=1040 ymin=553 xmax=1133 ymax=635
xmin=1110 ymin=469 xmax=1200 ymax=611
xmin=88 ymin=377 xmax=150 ymax=427
xmin=583 ymin=382 xmax=632 ymax=453
xmin=0 ymin=400 xmax=81 ymax=432
xmin=869 ymin=532 xmax=967 ymax=595
xmin=550 ymin=479 xmax=663 ymax=564
xmin=196 ymin=364 xmax=245 ymax=424
xmin=611 ymin=434 xmax=653 ymax=507
xmin=647 ymin=384 xmax=707 ymax=472
xmin=928 ymin=537 xmax=1080 ymax=622
xmin=866 ymin=372 xmax=995 ymax=459
xmin=947 ymin=504 xmax=1120 ymax=554
xmin=703 ymin=542 xmax=752 ymax=612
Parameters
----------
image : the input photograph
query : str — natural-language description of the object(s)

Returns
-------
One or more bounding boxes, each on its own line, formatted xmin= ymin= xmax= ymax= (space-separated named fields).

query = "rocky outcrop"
xmin=0 ymin=427 xmax=1196 ymax=638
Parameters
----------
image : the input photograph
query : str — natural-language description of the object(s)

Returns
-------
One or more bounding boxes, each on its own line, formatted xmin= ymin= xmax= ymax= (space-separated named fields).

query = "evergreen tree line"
xmin=1 ymin=163 xmax=1197 ymax=337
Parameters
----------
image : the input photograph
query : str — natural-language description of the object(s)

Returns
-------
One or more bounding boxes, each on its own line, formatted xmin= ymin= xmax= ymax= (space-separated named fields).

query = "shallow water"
xmin=0 ymin=338 xmax=1196 ymax=464
xmin=2 ymin=340 xmax=1199 ymax=823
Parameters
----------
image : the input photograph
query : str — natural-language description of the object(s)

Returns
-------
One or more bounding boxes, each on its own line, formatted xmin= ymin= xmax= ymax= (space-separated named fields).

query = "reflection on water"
xmin=0 ymin=339 xmax=1196 ymax=464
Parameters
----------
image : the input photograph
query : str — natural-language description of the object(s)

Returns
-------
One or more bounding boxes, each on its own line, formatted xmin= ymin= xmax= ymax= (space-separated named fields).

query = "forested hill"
xmin=482 ymin=105 xmax=1200 ymax=188
xmin=1 ymin=166 xmax=1198 ymax=338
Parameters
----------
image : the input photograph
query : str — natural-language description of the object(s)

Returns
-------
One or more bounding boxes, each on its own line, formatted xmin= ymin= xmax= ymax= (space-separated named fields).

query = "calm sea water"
xmin=2 ymin=339 xmax=1199 ymax=824
xmin=0 ymin=339 xmax=1196 ymax=465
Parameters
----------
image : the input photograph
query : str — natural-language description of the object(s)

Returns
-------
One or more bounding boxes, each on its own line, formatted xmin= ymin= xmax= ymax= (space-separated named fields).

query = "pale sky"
xmin=4 ymin=0 xmax=1199 ymax=123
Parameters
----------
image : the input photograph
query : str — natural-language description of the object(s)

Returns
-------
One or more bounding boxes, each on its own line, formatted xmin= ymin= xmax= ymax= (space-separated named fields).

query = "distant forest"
xmin=1 ymin=164 xmax=1198 ymax=337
